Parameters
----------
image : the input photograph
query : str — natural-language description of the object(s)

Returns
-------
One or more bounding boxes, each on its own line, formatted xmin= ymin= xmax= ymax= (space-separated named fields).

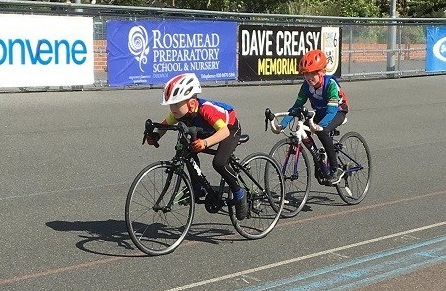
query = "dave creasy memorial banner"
xmin=107 ymin=20 xmax=237 ymax=86
xmin=238 ymin=25 xmax=341 ymax=81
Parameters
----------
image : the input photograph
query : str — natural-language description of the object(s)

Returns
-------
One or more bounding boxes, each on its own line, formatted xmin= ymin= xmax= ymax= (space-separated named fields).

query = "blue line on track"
xmin=240 ymin=236 xmax=446 ymax=291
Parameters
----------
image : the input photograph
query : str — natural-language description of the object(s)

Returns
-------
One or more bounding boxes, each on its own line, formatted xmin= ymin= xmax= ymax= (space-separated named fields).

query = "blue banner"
xmin=426 ymin=26 xmax=446 ymax=72
xmin=107 ymin=20 xmax=237 ymax=86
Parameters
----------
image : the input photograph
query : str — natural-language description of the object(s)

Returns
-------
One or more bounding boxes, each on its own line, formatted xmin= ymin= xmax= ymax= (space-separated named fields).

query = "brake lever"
xmin=264 ymin=108 xmax=275 ymax=131
xmin=142 ymin=119 xmax=160 ymax=148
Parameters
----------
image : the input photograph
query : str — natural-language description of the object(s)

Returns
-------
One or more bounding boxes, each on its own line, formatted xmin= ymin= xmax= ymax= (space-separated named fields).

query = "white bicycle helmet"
xmin=161 ymin=73 xmax=202 ymax=105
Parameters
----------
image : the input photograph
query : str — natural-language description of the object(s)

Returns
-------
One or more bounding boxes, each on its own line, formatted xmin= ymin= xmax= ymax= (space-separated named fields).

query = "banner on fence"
xmin=238 ymin=25 xmax=341 ymax=81
xmin=0 ymin=14 xmax=94 ymax=87
xmin=426 ymin=26 xmax=446 ymax=72
xmin=107 ymin=20 xmax=237 ymax=86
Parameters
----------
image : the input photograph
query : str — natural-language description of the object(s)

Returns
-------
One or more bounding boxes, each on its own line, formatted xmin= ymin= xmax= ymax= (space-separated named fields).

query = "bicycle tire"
xmin=335 ymin=132 xmax=372 ymax=205
xmin=269 ymin=138 xmax=311 ymax=218
xmin=125 ymin=161 xmax=195 ymax=256
xmin=229 ymin=152 xmax=285 ymax=240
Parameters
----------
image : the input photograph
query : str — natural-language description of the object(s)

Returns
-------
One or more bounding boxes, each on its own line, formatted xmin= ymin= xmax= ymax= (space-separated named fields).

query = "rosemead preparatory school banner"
xmin=107 ymin=20 xmax=237 ymax=86
xmin=238 ymin=25 xmax=341 ymax=81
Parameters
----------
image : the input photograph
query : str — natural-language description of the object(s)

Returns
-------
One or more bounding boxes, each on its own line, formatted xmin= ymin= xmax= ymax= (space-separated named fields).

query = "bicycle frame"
xmin=263 ymin=108 xmax=371 ymax=207
xmin=188 ymin=144 xmax=275 ymax=206
xmin=266 ymin=110 xmax=314 ymax=176
xmin=126 ymin=119 xmax=286 ymax=256
xmin=334 ymin=143 xmax=364 ymax=175
xmin=145 ymin=119 xmax=270 ymax=208
xmin=283 ymin=141 xmax=301 ymax=181
xmin=268 ymin=110 xmax=364 ymax=181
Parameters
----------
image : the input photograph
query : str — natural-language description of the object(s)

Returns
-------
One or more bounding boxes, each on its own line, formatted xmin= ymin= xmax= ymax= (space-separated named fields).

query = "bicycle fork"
xmin=283 ymin=144 xmax=302 ymax=181
xmin=152 ymin=165 xmax=181 ymax=213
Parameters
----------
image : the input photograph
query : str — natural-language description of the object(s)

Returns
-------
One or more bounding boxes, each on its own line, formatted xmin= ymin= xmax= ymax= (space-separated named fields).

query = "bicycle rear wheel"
xmin=335 ymin=132 xmax=372 ymax=205
xmin=125 ymin=161 xmax=194 ymax=256
xmin=269 ymin=138 xmax=311 ymax=218
xmin=229 ymin=153 xmax=285 ymax=240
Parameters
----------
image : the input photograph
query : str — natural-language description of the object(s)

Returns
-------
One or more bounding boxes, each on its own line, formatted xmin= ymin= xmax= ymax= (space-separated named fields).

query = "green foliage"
xmin=400 ymin=26 xmax=426 ymax=43
xmin=338 ymin=0 xmax=380 ymax=17
xmin=376 ymin=0 xmax=446 ymax=17
xmin=98 ymin=0 xmax=446 ymax=18
xmin=238 ymin=0 xmax=290 ymax=13
xmin=276 ymin=0 xmax=379 ymax=17
xmin=92 ymin=0 xmax=149 ymax=5
xmin=407 ymin=0 xmax=446 ymax=17
xmin=276 ymin=0 xmax=336 ymax=15
xmin=174 ymin=0 xmax=289 ymax=12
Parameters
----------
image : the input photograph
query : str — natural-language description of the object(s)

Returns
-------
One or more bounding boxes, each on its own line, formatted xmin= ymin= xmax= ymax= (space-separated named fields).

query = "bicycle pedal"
xmin=225 ymin=198 xmax=238 ymax=206
xmin=195 ymin=197 xmax=206 ymax=204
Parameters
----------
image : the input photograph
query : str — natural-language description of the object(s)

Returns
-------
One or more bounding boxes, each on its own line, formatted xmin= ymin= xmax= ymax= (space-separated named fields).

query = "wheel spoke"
xmin=336 ymin=132 xmax=372 ymax=205
xmin=125 ymin=163 xmax=194 ymax=256
xmin=230 ymin=153 xmax=285 ymax=240
xmin=269 ymin=139 xmax=310 ymax=218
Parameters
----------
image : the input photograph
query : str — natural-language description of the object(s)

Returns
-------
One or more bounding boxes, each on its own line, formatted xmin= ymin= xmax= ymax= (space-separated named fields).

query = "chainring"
xmin=204 ymin=194 xmax=223 ymax=213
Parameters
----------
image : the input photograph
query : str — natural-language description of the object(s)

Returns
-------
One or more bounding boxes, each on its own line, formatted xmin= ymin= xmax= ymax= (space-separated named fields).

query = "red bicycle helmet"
xmin=299 ymin=50 xmax=327 ymax=73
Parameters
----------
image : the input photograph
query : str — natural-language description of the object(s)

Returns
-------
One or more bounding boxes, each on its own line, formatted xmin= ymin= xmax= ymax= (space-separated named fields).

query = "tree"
xmin=173 ymin=0 xmax=289 ymax=12
xmin=376 ymin=0 xmax=446 ymax=17
xmin=338 ymin=0 xmax=380 ymax=17
xmin=277 ymin=0 xmax=379 ymax=17
xmin=96 ymin=0 xmax=446 ymax=18
xmin=406 ymin=0 xmax=446 ymax=17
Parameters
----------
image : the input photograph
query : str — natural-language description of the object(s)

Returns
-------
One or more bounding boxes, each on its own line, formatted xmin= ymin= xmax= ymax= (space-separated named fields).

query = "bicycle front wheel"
xmin=269 ymin=138 xmax=311 ymax=218
xmin=336 ymin=132 xmax=372 ymax=205
xmin=125 ymin=161 xmax=194 ymax=256
xmin=230 ymin=153 xmax=285 ymax=240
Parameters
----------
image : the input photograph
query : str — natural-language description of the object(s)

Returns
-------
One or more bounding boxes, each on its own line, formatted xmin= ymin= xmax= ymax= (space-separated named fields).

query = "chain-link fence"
xmin=0 ymin=0 xmax=444 ymax=92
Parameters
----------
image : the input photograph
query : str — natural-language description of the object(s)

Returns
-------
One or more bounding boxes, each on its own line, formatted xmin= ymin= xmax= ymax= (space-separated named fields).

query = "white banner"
xmin=321 ymin=27 xmax=340 ymax=76
xmin=0 ymin=14 xmax=94 ymax=87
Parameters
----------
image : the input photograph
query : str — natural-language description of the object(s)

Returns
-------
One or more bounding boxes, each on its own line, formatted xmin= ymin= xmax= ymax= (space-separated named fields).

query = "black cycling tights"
xmin=187 ymin=121 xmax=242 ymax=193
xmin=315 ymin=112 xmax=346 ymax=170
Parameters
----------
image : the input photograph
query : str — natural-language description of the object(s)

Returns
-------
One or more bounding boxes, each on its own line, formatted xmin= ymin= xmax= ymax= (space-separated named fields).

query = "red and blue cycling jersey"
xmin=165 ymin=98 xmax=237 ymax=135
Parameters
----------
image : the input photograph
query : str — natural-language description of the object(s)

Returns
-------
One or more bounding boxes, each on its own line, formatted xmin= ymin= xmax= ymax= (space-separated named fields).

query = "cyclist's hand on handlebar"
xmin=271 ymin=124 xmax=284 ymax=134
xmin=144 ymin=132 xmax=160 ymax=146
xmin=310 ymin=124 xmax=323 ymax=133
xmin=191 ymin=139 xmax=207 ymax=152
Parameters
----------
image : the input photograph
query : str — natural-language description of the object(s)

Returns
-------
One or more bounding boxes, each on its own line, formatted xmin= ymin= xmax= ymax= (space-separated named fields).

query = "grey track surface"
xmin=1 ymin=76 xmax=445 ymax=290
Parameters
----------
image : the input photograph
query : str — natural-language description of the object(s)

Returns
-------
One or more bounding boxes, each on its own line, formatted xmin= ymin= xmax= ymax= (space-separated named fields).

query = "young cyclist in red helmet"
xmin=145 ymin=73 xmax=248 ymax=220
xmin=278 ymin=49 xmax=349 ymax=184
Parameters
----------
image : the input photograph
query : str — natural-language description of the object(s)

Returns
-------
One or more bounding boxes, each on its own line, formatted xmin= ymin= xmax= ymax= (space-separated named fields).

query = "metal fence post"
xmin=387 ymin=0 xmax=397 ymax=78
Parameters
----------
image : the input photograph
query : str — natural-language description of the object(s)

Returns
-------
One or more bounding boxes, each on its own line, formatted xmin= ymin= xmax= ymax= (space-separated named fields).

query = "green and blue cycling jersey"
xmin=280 ymin=75 xmax=349 ymax=128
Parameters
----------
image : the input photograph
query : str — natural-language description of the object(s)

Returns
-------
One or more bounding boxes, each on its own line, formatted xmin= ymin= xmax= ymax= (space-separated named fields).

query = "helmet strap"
xmin=187 ymin=98 xmax=198 ymax=113
xmin=314 ymin=71 xmax=325 ymax=89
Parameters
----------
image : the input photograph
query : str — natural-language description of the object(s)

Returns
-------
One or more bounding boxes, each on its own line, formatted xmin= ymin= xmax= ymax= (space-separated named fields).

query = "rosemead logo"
xmin=432 ymin=36 xmax=446 ymax=62
xmin=128 ymin=25 xmax=150 ymax=72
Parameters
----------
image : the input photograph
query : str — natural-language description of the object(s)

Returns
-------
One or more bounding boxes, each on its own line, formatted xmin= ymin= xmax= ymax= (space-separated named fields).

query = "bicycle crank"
xmin=204 ymin=194 xmax=223 ymax=213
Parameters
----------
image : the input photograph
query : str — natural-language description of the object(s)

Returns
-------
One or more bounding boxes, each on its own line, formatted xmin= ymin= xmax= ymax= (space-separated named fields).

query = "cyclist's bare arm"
xmin=155 ymin=119 xmax=169 ymax=138
xmin=205 ymin=125 xmax=229 ymax=148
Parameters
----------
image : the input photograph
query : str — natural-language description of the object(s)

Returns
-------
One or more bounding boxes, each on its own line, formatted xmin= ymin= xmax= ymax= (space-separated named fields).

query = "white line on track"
xmin=166 ymin=221 xmax=446 ymax=291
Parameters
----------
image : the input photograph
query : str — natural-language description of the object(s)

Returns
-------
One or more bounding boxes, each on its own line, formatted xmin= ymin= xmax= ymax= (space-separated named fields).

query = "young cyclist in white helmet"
xmin=145 ymin=73 xmax=248 ymax=220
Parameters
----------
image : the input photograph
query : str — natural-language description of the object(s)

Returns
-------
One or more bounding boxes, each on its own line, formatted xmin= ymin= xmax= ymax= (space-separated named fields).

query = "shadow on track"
xmin=46 ymin=219 xmax=242 ymax=257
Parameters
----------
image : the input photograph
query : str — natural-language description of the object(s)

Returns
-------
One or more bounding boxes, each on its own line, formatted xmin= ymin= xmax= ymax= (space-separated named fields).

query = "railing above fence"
xmin=0 ymin=0 xmax=444 ymax=92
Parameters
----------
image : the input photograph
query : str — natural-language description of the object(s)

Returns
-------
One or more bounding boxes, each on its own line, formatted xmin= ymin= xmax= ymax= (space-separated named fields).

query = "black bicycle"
xmin=125 ymin=119 xmax=285 ymax=256
xmin=265 ymin=107 xmax=372 ymax=218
